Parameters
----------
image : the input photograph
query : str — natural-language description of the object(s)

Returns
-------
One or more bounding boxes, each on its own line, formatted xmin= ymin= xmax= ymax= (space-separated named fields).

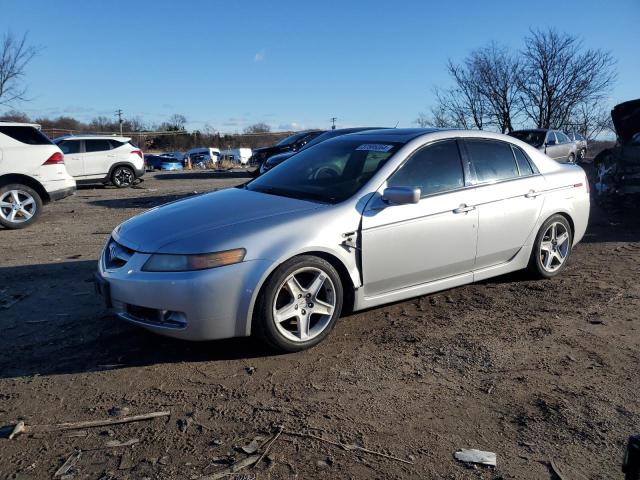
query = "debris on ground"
xmin=54 ymin=449 xmax=82 ymax=478
xmin=454 ymin=448 xmax=497 ymax=466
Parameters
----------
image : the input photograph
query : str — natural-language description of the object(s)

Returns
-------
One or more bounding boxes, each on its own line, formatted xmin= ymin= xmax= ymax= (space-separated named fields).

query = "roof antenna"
xmin=394 ymin=121 xmax=399 ymax=128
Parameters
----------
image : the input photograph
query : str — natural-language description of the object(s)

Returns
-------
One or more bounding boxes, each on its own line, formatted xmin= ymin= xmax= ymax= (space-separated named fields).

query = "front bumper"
xmin=96 ymin=243 xmax=271 ymax=341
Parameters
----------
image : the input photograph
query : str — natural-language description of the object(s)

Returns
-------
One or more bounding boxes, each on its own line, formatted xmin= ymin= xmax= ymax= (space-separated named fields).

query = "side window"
xmin=0 ymin=126 xmax=53 ymax=145
xmin=85 ymin=139 xmax=113 ymax=152
xmin=466 ymin=140 xmax=519 ymax=183
xmin=58 ymin=140 xmax=81 ymax=154
xmin=387 ymin=140 xmax=464 ymax=196
xmin=556 ymin=132 xmax=570 ymax=144
xmin=512 ymin=145 xmax=535 ymax=176
xmin=546 ymin=131 xmax=557 ymax=144
xmin=108 ymin=140 xmax=125 ymax=149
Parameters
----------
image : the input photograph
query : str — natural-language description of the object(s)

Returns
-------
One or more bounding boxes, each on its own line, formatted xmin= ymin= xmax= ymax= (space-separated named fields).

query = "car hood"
xmin=113 ymin=187 xmax=323 ymax=253
xmin=612 ymin=99 xmax=640 ymax=144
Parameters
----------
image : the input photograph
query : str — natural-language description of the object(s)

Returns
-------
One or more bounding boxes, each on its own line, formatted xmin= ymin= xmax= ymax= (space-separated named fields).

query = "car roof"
xmin=511 ymin=128 xmax=552 ymax=133
xmin=0 ymin=121 xmax=42 ymax=128
xmin=54 ymin=134 xmax=131 ymax=142
xmin=345 ymin=127 xmax=447 ymax=142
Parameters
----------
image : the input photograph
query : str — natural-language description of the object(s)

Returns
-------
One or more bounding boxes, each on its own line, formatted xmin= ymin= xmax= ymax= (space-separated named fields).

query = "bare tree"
xmin=0 ymin=109 xmax=30 ymax=122
xmin=519 ymin=29 xmax=616 ymax=129
xmin=470 ymin=43 xmax=522 ymax=133
xmin=243 ymin=122 xmax=271 ymax=134
xmin=0 ymin=32 xmax=38 ymax=106
xmin=563 ymin=101 xmax=614 ymax=140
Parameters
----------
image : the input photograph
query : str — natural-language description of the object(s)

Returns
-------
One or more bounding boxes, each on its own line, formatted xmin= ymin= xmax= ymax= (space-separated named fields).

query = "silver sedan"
xmin=95 ymin=129 xmax=590 ymax=351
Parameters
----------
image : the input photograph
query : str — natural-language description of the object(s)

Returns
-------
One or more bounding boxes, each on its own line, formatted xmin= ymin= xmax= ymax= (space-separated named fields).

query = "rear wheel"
xmin=0 ymin=184 xmax=43 ymax=229
xmin=527 ymin=215 xmax=573 ymax=279
xmin=111 ymin=166 xmax=135 ymax=188
xmin=578 ymin=148 xmax=586 ymax=162
xmin=254 ymin=256 xmax=343 ymax=352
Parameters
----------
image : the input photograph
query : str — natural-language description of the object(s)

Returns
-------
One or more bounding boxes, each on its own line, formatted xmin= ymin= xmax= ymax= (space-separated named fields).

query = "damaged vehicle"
xmin=95 ymin=129 xmax=590 ymax=352
xmin=593 ymin=99 xmax=640 ymax=205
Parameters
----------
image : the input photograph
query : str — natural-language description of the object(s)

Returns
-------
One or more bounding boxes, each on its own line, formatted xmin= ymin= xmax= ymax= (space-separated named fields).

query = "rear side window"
xmin=546 ymin=131 xmax=557 ymax=144
xmin=58 ymin=140 xmax=81 ymax=154
xmin=466 ymin=140 xmax=519 ymax=183
xmin=512 ymin=146 xmax=536 ymax=176
xmin=0 ymin=126 xmax=53 ymax=145
xmin=108 ymin=140 xmax=125 ymax=149
xmin=85 ymin=139 xmax=112 ymax=152
xmin=388 ymin=139 xmax=464 ymax=196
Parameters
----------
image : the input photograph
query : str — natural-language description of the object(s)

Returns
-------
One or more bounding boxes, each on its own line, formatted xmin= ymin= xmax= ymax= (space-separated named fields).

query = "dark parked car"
xmin=593 ymin=98 xmax=640 ymax=204
xmin=249 ymin=130 xmax=324 ymax=174
xmin=509 ymin=129 xmax=577 ymax=163
xmin=259 ymin=127 xmax=383 ymax=175
xmin=144 ymin=154 xmax=164 ymax=171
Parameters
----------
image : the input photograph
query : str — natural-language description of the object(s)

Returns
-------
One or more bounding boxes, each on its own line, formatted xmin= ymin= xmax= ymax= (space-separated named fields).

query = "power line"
xmin=330 ymin=117 xmax=337 ymax=130
xmin=115 ymin=109 xmax=123 ymax=136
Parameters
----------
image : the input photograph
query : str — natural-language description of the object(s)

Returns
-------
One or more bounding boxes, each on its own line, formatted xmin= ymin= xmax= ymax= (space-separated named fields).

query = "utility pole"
xmin=115 ymin=109 xmax=123 ymax=136
xmin=330 ymin=117 xmax=337 ymax=130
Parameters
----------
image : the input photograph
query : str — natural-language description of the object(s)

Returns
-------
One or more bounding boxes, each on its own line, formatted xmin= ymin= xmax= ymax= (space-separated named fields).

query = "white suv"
xmin=53 ymin=135 xmax=145 ymax=187
xmin=0 ymin=122 xmax=76 ymax=229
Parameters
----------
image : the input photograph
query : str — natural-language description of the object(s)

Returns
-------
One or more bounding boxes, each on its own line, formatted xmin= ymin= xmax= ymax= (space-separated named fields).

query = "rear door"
xmin=83 ymin=139 xmax=114 ymax=177
xmin=544 ymin=131 xmax=562 ymax=160
xmin=463 ymin=139 xmax=545 ymax=269
xmin=361 ymin=139 xmax=478 ymax=296
xmin=555 ymin=131 xmax=572 ymax=160
xmin=57 ymin=139 xmax=84 ymax=177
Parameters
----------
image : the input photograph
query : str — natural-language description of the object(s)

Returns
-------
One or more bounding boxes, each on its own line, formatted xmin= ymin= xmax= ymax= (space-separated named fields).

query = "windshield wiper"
xmin=250 ymin=185 xmax=334 ymax=203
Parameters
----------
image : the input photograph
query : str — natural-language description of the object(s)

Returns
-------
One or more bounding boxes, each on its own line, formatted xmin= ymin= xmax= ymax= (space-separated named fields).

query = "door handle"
xmin=525 ymin=190 xmax=541 ymax=198
xmin=453 ymin=204 xmax=476 ymax=214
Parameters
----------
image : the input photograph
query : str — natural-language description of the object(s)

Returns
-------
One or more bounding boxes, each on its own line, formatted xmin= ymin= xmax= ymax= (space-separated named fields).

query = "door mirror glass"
xmin=382 ymin=187 xmax=421 ymax=205
xmin=546 ymin=139 xmax=556 ymax=146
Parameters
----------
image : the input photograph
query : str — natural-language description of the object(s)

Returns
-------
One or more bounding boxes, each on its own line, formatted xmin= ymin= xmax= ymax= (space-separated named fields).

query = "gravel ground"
xmin=0 ymin=167 xmax=638 ymax=479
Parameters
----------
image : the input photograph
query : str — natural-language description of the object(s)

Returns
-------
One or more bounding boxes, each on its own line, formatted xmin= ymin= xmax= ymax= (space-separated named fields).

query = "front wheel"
xmin=254 ymin=256 xmax=343 ymax=352
xmin=527 ymin=215 xmax=573 ymax=279
xmin=111 ymin=166 xmax=135 ymax=188
xmin=567 ymin=153 xmax=576 ymax=164
xmin=578 ymin=148 xmax=586 ymax=162
xmin=0 ymin=184 xmax=43 ymax=229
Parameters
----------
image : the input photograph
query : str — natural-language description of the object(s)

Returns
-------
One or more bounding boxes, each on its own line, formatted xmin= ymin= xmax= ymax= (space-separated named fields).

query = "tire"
xmin=254 ymin=255 xmax=343 ymax=352
xmin=111 ymin=166 xmax=135 ymax=188
xmin=527 ymin=214 xmax=573 ymax=279
xmin=579 ymin=148 xmax=586 ymax=162
xmin=568 ymin=153 xmax=576 ymax=164
xmin=0 ymin=183 xmax=43 ymax=230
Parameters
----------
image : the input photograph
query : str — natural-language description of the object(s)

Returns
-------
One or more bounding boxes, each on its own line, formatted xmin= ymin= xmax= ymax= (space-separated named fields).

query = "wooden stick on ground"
xmin=9 ymin=411 xmax=171 ymax=438
xmin=256 ymin=425 xmax=284 ymax=466
xmin=282 ymin=429 xmax=413 ymax=465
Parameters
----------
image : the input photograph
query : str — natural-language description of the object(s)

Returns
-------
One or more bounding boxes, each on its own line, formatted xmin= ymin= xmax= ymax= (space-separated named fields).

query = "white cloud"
xmin=254 ymin=50 xmax=265 ymax=62
xmin=277 ymin=122 xmax=302 ymax=131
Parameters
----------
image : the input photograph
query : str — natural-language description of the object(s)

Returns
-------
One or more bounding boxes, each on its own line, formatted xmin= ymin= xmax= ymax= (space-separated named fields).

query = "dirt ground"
xmin=0 ymin=166 xmax=638 ymax=480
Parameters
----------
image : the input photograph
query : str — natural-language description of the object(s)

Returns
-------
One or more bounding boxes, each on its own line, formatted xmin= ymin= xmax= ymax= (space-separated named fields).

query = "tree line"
xmin=417 ymin=29 xmax=617 ymax=139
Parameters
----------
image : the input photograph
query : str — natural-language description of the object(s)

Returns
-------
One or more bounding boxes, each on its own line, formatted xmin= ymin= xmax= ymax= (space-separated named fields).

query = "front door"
xmin=361 ymin=139 xmax=478 ymax=297
xmin=58 ymin=139 xmax=83 ymax=177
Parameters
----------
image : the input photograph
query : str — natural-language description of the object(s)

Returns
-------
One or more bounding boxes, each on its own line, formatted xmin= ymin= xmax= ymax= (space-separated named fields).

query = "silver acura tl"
xmin=95 ymin=129 xmax=590 ymax=351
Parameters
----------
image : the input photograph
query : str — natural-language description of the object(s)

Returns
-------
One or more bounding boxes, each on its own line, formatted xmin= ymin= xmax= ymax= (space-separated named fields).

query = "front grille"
xmin=104 ymin=238 xmax=135 ymax=269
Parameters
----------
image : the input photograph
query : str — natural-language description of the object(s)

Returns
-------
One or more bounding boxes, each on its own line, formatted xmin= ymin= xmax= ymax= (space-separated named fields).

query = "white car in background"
xmin=54 ymin=135 xmax=145 ymax=188
xmin=0 ymin=122 xmax=76 ymax=229
xmin=185 ymin=147 xmax=220 ymax=166
xmin=219 ymin=147 xmax=252 ymax=165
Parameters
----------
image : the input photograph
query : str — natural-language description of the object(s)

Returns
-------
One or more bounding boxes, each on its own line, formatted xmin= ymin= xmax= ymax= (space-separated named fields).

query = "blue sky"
xmin=1 ymin=0 xmax=638 ymax=132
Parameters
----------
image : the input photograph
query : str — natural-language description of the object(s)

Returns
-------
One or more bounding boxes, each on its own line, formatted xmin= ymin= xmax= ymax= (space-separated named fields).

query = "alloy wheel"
xmin=113 ymin=167 xmax=134 ymax=187
xmin=272 ymin=266 xmax=336 ymax=343
xmin=0 ymin=189 xmax=37 ymax=224
xmin=539 ymin=221 xmax=570 ymax=273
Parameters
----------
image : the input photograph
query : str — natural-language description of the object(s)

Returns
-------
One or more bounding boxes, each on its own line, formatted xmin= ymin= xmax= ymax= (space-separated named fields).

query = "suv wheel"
xmin=0 ymin=184 xmax=43 ymax=229
xmin=254 ymin=255 xmax=343 ymax=352
xmin=567 ymin=153 xmax=576 ymax=163
xmin=111 ymin=166 xmax=135 ymax=188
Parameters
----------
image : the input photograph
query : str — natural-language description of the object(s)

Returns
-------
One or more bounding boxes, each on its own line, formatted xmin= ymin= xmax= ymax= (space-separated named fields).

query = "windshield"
xmin=275 ymin=131 xmax=310 ymax=146
xmin=246 ymin=138 xmax=402 ymax=203
xmin=510 ymin=130 xmax=546 ymax=148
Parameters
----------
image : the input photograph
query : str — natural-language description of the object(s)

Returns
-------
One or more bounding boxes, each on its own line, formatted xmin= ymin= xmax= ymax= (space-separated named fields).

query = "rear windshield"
xmin=0 ymin=126 xmax=53 ymax=145
xmin=509 ymin=130 xmax=545 ymax=148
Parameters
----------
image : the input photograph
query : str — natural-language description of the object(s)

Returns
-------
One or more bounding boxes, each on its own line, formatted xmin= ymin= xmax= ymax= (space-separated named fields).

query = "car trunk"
xmin=611 ymin=99 xmax=640 ymax=144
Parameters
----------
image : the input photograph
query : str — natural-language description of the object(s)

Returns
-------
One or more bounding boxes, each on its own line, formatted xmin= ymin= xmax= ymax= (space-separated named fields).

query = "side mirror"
xmin=546 ymin=139 xmax=556 ymax=146
xmin=382 ymin=187 xmax=421 ymax=205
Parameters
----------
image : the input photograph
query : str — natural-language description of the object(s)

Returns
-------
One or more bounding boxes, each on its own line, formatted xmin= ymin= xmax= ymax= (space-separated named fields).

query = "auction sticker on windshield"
xmin=356 ymin=144 xmax=394 ymax=152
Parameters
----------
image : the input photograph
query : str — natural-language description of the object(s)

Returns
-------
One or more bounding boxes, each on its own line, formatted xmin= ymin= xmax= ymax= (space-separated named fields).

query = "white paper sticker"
xmin=356 ymin=144 xmax=393 ymax=152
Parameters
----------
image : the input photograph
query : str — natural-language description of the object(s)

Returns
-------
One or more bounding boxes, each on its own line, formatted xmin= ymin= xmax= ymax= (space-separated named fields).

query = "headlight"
xmin=142 ymin=248 xmax=246 ymax=272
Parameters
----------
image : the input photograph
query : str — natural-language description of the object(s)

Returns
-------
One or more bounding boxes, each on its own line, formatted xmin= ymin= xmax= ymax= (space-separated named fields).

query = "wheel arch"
xmin=0 ymin=174 xmax=50 ymax=203
xmin=107 ymin=162 xmax=137 ymax=180
xmin=245 ymin=250 xmax=357 ymax=336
